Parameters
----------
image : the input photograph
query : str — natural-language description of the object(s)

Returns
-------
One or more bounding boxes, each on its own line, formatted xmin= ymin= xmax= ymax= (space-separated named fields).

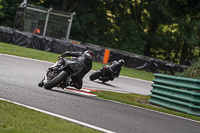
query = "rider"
xmin=39 ymin=50 xmax=94 ymax=89
xmin=101 ymin=59 xmax=125 ymax=82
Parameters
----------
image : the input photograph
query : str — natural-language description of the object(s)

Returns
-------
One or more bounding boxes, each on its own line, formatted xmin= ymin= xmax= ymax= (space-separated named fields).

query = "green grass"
xmin=92 ymin=91 xmax=200 ymax=122
xmin=0 ymin=42 xmax=199 ymax=133
xmin=0 ymin=100 xmax=101 ymax=133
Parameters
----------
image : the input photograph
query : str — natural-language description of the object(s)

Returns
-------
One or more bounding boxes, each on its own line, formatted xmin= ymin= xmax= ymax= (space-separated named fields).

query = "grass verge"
xmin=0 ymin=100 xmax=101 ymax=133
xmin=91 ymin=91 xmax=200 ymax=122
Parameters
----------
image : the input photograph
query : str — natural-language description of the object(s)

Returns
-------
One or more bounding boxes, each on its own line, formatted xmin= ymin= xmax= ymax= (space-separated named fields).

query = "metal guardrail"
xmin=148 ymin=73 xmax=200 ymax=116
xmin=17 ymin=0 xmax=76 ymax=41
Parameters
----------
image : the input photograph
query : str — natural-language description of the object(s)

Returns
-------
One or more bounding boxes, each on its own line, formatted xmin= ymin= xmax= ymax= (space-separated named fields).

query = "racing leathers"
xmin=55 ymin=51 xmax=93 ymax=89
xmin=101 ymin=61 xmax=122 ymax=82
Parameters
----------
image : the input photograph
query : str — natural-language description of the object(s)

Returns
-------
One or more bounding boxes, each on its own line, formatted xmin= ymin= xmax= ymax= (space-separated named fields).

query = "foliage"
xmin=0 ymin=0 xmax=21 ymax=27
xmin=69 ymin=0 xmax=200 ymax=64
xmin=175 ymin=61 xmax=200 ymax=79
xmin=1 ymin=0 xmax=200 ymax=65
xmin=115 ymin=22 xmax=146 ymax=54
xmin=157 ymin=0 xmax=200 ymax=20
xmin=0 ymin=0 xmax=4 ymax=18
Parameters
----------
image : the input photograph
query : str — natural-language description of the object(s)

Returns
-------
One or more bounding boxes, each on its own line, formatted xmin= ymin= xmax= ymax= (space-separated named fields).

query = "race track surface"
xmin=0 ymin=53 xmax=199 ymax=133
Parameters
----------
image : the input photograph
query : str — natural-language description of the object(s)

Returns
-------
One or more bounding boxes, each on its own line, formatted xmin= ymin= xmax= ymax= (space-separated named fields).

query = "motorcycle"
xmin=89 ymin=65 xmax=114 ymax=83
xmin=38 ymin=57 xmax=78 ymax=90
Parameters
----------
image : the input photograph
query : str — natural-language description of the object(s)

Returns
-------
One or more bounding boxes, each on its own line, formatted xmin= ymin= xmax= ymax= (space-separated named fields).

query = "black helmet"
xmin=84 ymin=50 xmax=94 ymax=58
xmin=118 ymin=59 xmax=125 ymax=66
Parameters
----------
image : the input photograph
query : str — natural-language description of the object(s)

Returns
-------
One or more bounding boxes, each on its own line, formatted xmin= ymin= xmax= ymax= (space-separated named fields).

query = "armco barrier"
xmin=148 ymin=73 xmax=200 ymax=116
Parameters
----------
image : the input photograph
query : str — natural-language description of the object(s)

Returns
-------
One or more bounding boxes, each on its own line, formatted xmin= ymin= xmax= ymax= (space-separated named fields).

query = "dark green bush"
xmin=175 ymin=61 xmax=200 ymax=79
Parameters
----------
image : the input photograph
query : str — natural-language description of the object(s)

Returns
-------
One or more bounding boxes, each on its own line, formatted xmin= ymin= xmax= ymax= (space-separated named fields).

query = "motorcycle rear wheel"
xmin=89 ymin=71 xmax=102 ymax=81
xmin=44 ymin=71 xmax=68 ymax=90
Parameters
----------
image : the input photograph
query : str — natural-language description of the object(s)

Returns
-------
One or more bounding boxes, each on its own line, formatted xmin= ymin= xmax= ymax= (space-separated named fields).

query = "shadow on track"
xmin=91 ymin=80 xmax=117 ymax=88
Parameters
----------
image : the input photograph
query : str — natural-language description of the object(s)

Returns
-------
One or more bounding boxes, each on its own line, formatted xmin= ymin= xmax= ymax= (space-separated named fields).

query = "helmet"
xmin=84 ymin=50 xmax=94 ymax=58
xmin=118 ymin=59 xmax=125 ymax=66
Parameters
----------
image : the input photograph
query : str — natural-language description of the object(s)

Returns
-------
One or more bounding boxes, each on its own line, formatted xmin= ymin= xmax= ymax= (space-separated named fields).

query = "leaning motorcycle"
xmin=89 ymin=65 xmax=112 ymax=83
xmin=38 ymin=58 xmax=78 ymax=90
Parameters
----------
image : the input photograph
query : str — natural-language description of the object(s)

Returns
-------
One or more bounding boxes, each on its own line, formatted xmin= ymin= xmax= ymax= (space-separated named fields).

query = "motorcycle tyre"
xmin=89 ymin=71 xmax=102 ymax=81
xmin=44 ymin=71 xmax=68 ymax=90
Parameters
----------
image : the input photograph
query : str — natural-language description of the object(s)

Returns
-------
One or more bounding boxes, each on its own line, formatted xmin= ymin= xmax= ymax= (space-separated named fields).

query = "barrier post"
xmin=103 ymin=49 xmax=110 ymax=64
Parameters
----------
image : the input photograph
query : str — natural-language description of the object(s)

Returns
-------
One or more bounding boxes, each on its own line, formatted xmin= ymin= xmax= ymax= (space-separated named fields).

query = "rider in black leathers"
xmin=59 ymin=50 xmax=94 ymax=89
xmin=100 ymin=59 xmax=125 ymax=82
xmin=39 ymin=50 xmax=94 ymax=89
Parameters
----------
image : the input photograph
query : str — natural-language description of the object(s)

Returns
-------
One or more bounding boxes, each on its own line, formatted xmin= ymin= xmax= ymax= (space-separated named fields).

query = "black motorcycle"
xmin=89 ymin=65 xmax=114 ymax=83
xmin=38 ymin=58 xmax=78 ymax=90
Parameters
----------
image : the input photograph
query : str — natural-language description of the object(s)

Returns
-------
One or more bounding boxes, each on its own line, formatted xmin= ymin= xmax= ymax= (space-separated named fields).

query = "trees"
xmin=158 ymin=0 xmax=200 ymax=20
xmin=156 ymin=0 xmax=200 ymax=64
xmin=1 ymin=0 xmax=199 ymax=65
xmin=30 ymin=0 xmax=81 ymax=12
xmin=0 ymin=0 xmax=4 ymax=18
xmin=0 ymin=0 xmax=21 ymax=27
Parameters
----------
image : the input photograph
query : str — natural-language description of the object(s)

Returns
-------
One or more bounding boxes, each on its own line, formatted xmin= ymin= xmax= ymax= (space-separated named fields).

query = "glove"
xmin=65 ymin=51 xmax=71 ymax=54
xmin=58 ymin=56 xmax=63 ymax=60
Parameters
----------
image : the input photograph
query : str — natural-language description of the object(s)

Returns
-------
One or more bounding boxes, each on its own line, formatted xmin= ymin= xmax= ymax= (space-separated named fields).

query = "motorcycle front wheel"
xmin=89 ymin=71 xmax=102 ymax=81
xmin=44 ymin=71 xmax=68 ymax=90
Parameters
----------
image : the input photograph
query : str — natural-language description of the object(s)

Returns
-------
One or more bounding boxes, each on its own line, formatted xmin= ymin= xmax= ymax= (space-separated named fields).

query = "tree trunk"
xmin=180 ymin=41 xmax=188 ymax=64
xmin=68 ymin=0 xmax=81 ymax=12
xmin=61 ymin=0 xmax=81 ymax=12
xmin=61 ymin=0 xmax=68 ymax=11
xmin=129 ymin=0 xmax=142 ymax=23
xmin=173 ymin=41 xmax=181 ymax=62
xmin=129 ymin=1 xmax=136 ymax=21
xmin=145 ymin=21 xmax=158 ymax=56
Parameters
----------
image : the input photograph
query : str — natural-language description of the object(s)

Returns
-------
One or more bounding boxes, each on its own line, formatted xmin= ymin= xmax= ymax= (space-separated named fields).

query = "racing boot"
xmin=102 ymin=77 xmax=110 ymax=83
xmin=61 ymin=80 xmax=69 ymax=89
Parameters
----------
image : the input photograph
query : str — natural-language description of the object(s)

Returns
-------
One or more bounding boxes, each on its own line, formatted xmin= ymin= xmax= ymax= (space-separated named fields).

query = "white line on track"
xmin=119 ymin=75 xmax=153 ymax=83
xmin=0 ymin=53 xmax=54 ymax=64
xmin=0 ymin=98 xmax=116 ymax=133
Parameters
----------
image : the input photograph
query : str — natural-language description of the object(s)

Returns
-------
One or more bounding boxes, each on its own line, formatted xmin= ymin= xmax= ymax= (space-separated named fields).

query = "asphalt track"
xmin=0 ymin=53 xmax=199 ymax=133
